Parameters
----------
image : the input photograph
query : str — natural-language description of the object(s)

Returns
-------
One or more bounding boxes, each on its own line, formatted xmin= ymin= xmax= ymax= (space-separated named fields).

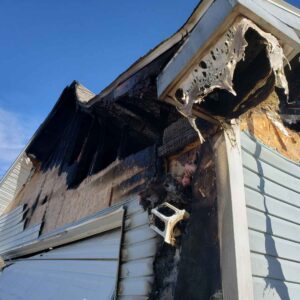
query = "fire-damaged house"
xmin=0 ymin=0 xmax=300 ymax=299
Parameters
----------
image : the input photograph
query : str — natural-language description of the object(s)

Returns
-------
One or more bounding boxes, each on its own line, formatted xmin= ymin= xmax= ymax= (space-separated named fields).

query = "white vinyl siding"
xmin=0 ymin=229 xmax=122 ymax=300
xmin=241 ymin=132 xmax=300 ymax=300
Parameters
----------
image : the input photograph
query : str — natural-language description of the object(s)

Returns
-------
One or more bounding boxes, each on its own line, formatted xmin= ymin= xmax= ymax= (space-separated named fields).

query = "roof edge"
xmin=92 ymin=0 xmax=215 ymax=101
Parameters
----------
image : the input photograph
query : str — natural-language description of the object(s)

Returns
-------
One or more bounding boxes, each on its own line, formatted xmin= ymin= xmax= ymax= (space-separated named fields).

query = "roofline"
xmin=266 ymin=0 xmax=300 ymax=17
xmin=0 ymin=81 xmax=94 ymax=215
xmin=92 ymin=0 xmax=215 ymax=102
xmin=90 ymin=0 xmax=299 ymax=106
xmin=157 ymin=0 xmax=300 ymax=100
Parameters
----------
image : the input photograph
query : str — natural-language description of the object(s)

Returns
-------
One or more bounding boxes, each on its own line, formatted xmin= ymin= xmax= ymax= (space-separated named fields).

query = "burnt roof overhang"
xmin=156 ymin=0 xmax=300 ymax=124
xmin=6 ymin=0 xmax=300 ymax=171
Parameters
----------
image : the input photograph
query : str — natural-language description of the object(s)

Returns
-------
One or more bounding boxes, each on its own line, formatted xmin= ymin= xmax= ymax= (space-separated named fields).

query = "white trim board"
xmin=213 ymin=124 xmax=254 ymax=300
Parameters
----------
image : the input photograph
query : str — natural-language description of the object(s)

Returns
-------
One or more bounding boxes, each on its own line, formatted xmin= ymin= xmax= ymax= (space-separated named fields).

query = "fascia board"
xmin=2 ymin=207 xmax=124 ymax=260
xmin=256 ymin=0 xmax=300 ymax=31
xmin=235 ymin=0 xmax=300 ymax=46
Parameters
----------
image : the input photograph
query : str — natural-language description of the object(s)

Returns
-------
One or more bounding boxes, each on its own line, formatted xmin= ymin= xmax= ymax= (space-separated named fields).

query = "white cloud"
xmin=0 ymin=108 xmax=36 ymax=179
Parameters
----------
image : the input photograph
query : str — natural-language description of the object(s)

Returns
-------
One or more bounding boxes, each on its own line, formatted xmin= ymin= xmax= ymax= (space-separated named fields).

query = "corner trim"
xmin=213 ymin=124 xmax=254 ymax=300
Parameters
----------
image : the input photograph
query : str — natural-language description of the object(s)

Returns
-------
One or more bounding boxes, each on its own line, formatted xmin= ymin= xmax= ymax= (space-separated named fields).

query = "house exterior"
xmin=0 ymin=1 xmax=299 ymax=299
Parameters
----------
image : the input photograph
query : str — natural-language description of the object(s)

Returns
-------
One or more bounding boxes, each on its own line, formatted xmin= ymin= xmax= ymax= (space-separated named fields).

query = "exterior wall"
xmin=214 ymin=127 xmax=300 ymax=300
xmin=213 ymin=125 xmax=254 ymax=300
xmin=0 ymin=194 xmax=159 ymax=299
xmin=0 ymin=229 xmax=123 ymax=300
xmin=118 ymin=196 xmax=159 ymax=299
xmin=0 ymin=154 xmax=33 ymax=215
xmin=241 ymin=132 xmax=300 ymax=300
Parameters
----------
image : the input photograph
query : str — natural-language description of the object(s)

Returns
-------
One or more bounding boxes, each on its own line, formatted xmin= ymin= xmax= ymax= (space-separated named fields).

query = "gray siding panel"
xmin=0 ymin=228 xmax=123 ymax=300
xmin=242 ymin=150 xmax=300 ymax=193
xmin=0 ymin=221 xmax=25 ymax=241
xmin=118 ymin=196 xmax=159 ymax=298
xmin=29 ymin=229 xmax=122 ymax=260
xmin=0 ymin=196 xmax=156 ymax=299
xmin=247 ymin=208 xmax=300 ymax=242
xmin=244 ymin=168 xmax=300 ymax=208
xmin=251 ymin=252 xmax=300 ymax=283
xmin=253 ymin=277 xmax=300 ymax=300
xmin=0 ymin=204 xmax=42 ymax=256
xmin=249 ymin=230 xmax=300 ymax=263
xmin=0 ymin=205 xmax=25 ymax=224
xmin=242 ymin=132 xmax=300 ymax=300
xmin=0 ymin=224 xmax=41 ymax=252
xmin=245 ymin=188 xmax=300 ymax=224
xmin=119 ymin=277 xmax=154 ymax=297
xmin=0 ymin=154 xmax=33 ymax=215
xmin=241 ymin=133 xmax=300 ymax=179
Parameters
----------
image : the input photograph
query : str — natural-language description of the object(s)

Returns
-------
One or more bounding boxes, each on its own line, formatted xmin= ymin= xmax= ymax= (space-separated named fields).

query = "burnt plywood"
xmin=240 ymin=111 xmax=300 ymax=163
xmin=10 ymin=146 xmax=156 ymax=235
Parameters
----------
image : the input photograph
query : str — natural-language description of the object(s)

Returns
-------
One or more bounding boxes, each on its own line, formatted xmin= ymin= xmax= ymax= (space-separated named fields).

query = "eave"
xmin=157 ymin=0 xmax=300 ymax=102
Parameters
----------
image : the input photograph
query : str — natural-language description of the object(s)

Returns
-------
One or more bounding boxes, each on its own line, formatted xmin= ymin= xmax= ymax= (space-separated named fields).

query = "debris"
xmin=150 ymin=202 xmax=190 ymax=246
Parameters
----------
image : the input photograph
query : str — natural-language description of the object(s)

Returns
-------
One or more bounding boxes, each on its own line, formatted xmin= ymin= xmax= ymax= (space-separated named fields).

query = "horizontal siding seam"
xmin=122 ymin=236 xmax=158 ymax=247
xmin=243 ymin=165 xmax=300 ymax=194
xmin=246 ymin=205 xmax=300 ymax=226
xmin=241 ymin=146 xmax=300 ymax=180
xmin=247 ymin=226 xmax=300 ymax=244
xmin=244 ymin=184 xmax=300 ymax=209
xmin=252 ymin=274 xmax=300 ymax=285
xmin=250 ymin=250 xmax=300 ymax=264
xmin=248 ymin=228 xmax=300 ymax=245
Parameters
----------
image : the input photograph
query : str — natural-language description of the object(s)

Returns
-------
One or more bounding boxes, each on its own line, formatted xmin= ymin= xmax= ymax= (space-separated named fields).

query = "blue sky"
xmin=0 ymin=0 xmax=299 ymax=178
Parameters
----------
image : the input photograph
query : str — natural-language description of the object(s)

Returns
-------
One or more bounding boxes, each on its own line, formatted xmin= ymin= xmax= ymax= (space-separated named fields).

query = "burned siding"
xmin=1 ymin=1 xmax=299 ymax=299
xmin=10 ymin=145 xmax=157 ymax=234
xmin=137 ymin=118 xmax=222 ymax=300
xmin=6 ymin=44 xmax=183 ymax=234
